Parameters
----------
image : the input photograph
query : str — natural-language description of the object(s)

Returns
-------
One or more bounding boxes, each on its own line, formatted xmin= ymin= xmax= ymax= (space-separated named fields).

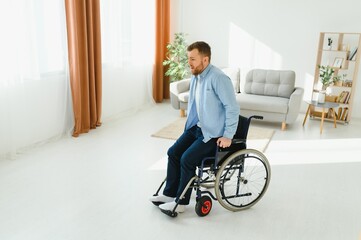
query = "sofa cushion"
xmin=222 ymin=67 xmax=240 ymax=93
xmin=244 ymin=69 xmax=295 ymax=98
xmin=236 ymin=93 xmax=289 ymax=114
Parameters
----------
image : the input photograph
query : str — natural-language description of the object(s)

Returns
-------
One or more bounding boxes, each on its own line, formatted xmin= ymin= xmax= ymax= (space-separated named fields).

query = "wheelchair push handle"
xmin=250 ymin=115 xmax=263 ymax=120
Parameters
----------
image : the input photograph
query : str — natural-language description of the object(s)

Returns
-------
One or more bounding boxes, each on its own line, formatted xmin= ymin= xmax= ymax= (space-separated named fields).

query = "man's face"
xmin=187 ymin=49 xmax=208 ymax=75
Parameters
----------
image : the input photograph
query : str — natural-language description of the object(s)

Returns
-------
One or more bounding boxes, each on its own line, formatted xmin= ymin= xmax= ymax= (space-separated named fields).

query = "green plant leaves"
xmin=318 ymin=65 xmax=335 ymax=88
xmin=163 ymin=33 xmax=190 ymax=82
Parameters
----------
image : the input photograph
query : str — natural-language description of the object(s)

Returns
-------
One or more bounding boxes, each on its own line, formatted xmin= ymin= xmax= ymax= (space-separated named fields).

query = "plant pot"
xmin=318 ymin=90 xmax=326 ymax=103
xmin=335 ymin=80 xmax=343 ymax=87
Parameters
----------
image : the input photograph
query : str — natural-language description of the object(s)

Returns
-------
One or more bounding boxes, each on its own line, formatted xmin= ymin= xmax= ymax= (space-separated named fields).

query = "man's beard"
xmin=191 ymin=63 xmax=204 ymax=75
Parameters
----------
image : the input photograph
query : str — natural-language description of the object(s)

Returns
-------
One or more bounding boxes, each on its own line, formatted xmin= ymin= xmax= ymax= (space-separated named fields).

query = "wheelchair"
xmin=152 ymin=115 xmax=271 ymax=217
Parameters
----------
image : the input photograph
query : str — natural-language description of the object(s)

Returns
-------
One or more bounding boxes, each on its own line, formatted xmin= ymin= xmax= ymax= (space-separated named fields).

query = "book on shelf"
xmin=340 ymin=107 xmax=349 ymax=121
xmin=337 ymin=107 xmax=342 ymax=120
xmin=337 ymin=91 xmax=346 ymax=103
xmin=344 ymin=92 xmax=351 ymax=104
xmin=351 ymin=51 xmax=357 ymax=61
xmin=348 ymin=47 xmax=358 ymax=60
xmin=326 ymin=109 xmax=330 ymax=118
xmin=337 ymin=91 xmax=350 ymax=103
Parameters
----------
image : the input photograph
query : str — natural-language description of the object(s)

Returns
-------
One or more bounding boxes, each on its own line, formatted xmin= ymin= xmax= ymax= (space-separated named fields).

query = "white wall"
xmin=171 ymin=0 xmax=361 ymax=117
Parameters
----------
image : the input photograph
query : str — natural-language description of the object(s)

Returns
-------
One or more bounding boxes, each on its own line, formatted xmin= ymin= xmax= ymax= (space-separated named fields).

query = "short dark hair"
xmin=187 ymin=41 xmax=211 ymax=61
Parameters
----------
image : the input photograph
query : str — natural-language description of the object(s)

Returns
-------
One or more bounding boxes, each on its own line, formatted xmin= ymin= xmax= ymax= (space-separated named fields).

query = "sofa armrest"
xmin=170 ymin=78 xmax=191 ymax=110
xmin=170 ymin=78 xmax=191 ymax=94
xmin=286 ymin=87 xmax=304 ymax=123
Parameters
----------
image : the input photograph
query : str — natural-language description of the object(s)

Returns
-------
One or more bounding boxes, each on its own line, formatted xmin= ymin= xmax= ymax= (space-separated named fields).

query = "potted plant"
xmin=333 ymin=73 xmax=347 ymax=87
xmin=318 ymin=65 xmax=335 ymax=90
xmin=163 ymin=33 xmax=190 ymax=82
xmin=317 ymin=65 xmax=335 ymax=103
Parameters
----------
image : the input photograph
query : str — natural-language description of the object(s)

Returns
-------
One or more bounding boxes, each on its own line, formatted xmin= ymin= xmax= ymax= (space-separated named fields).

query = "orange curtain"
xmin=65 ymin=0 xmax=102 ymax=137
xmin=152 ymin=0 xmax=170 ymax=102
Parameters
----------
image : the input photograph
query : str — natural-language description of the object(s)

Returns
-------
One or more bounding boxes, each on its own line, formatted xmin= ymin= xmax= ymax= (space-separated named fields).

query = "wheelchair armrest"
xmin=232 ymin=138 xmax=246 ymax=144
xmin=218 ymin=139 xmax=247 ymax=152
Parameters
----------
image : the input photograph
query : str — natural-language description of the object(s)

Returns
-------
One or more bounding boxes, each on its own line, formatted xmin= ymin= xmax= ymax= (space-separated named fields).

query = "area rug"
xmin=151 ymin=117 xmax=275 ymax=153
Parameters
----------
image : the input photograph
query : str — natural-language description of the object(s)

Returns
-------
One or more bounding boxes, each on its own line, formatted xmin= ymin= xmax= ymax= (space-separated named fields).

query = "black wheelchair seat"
xmin=216 ymin=115 xmax=262 ymax=165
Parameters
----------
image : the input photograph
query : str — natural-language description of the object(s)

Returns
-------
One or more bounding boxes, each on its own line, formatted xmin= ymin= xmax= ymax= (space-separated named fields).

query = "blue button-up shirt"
xmin=185 ymin=64 xmax=240 ymax=142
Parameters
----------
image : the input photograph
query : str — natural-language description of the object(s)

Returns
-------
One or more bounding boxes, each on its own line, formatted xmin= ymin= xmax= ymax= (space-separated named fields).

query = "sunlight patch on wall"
xmin=304 ymin=72 xmax=316 ymax=101
xmin=228 ymin=22 xmax=283 ymax=84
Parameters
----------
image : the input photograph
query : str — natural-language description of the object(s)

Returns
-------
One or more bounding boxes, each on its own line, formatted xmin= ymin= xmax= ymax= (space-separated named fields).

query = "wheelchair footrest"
xmin=160 ymin=209 xmax=178 ymax=218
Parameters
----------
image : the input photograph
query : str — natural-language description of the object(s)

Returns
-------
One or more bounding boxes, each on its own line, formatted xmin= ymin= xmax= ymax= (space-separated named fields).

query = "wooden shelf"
xmin=312 ymin=32 xmax=361 ymax=123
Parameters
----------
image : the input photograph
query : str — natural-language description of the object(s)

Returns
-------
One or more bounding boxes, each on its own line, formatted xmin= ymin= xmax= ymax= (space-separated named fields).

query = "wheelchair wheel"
xmin=195 ymin=196 xmax=212 ymax=217
xmin=215 ymin=149 xmax=271 ymax=212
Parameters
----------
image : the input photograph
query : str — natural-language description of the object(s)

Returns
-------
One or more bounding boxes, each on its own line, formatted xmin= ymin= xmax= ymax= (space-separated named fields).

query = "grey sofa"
xmin=170 ymin=68 xmax=304 ymax=130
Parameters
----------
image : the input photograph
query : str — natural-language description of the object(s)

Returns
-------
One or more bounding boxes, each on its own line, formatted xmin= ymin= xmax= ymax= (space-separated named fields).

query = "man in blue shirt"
xmin=150 ymin=41 xmax=240 ymax=214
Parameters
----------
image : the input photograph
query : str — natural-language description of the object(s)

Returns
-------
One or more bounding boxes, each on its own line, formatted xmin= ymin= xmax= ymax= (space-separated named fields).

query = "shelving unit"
xmin=311 ymin=32 xmax=361 ymax=123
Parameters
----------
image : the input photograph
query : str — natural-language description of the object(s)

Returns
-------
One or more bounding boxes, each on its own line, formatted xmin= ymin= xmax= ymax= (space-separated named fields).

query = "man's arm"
xmin=214 ymin=74 xmax=240 ymax=140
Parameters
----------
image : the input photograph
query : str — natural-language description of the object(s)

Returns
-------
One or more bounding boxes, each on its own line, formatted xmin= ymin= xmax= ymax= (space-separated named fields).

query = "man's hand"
xmin=217 ymin=137 xmax=232 ymax=148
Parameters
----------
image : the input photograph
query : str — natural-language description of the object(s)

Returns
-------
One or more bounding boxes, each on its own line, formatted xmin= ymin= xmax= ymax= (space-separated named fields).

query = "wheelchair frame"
xmin=153 ymin=115 xmax=271 ymax=217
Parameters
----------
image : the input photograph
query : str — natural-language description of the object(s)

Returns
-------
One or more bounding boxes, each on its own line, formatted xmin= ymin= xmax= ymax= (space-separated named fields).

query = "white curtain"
xmin=100 ymin=0 xmax=155 ymax=121
xmin=0 ymin=1 xmax=73 ymax=159
xmin=0 ymin=0 xmax=156 ymax=159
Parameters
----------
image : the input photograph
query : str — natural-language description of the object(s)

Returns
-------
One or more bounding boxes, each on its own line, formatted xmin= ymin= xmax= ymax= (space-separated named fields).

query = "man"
xmin=150 ymin=41 xmax=239 ymax=214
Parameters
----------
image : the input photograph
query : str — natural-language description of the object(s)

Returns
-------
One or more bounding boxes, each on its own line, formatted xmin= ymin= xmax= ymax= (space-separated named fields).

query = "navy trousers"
xmin=163 ymin=125 xmax=217 ymax=205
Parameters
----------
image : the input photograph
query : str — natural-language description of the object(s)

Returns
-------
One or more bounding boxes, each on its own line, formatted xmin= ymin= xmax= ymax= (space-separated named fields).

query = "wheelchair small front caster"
xmin=195 ymin=196 xmax=212 ymax=217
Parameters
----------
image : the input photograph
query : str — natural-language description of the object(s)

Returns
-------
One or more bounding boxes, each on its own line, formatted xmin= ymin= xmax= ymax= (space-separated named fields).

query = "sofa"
xmin=169 ymin=68 xmax=304 ymax=130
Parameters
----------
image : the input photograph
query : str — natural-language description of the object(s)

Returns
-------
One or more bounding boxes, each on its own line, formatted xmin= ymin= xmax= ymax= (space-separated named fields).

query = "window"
xmin=0 ymin=0 xmax=67 ymax=84
xmin=100 ymin=0 xmax=155 ymax=68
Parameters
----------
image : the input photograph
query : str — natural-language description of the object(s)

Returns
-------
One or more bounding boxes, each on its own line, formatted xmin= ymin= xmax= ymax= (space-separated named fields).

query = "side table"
xmin=302 ymin=100 xmax=340 ymax=134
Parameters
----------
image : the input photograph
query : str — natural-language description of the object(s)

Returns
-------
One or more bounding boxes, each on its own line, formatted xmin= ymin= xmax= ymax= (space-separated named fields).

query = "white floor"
xmin=1 ymin=101 xmax=361 ymax=240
